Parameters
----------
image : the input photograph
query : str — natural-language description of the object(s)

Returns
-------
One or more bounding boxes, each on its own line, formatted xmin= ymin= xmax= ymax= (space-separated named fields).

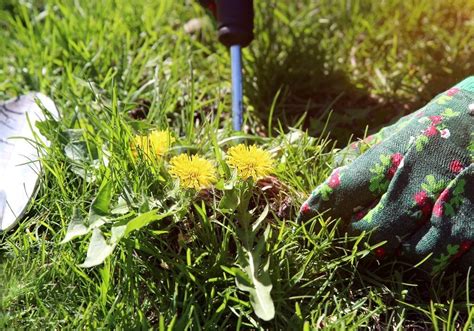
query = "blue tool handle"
xmin=230 ymin=45 xmax=243 ymax=131
xmin=200 ymin=0 xmax=253 ymax=131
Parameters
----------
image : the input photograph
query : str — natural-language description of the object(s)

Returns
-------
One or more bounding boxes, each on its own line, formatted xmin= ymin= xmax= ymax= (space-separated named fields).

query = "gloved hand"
xmin=299 ymin=77 xmax=474 ymax=275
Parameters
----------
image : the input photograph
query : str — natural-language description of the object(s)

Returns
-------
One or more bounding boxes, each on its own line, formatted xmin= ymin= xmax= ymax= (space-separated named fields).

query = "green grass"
xmin=0 ymin=0 xmax=473 ymax=329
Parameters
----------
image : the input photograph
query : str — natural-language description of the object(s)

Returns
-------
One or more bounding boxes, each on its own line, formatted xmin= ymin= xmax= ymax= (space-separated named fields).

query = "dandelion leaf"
xmin=79 ymin=228 xmax=116 ymax=268
xmin=219 ymin=189 xmax=239 ymax=211
xmin=91 ymin=179 xmax=113 ymax=216
xmin=61 ymin=209 xmax=89 ymax=244
xmin=236 ymin=226 xmax=275 ymax=321
xmin=124 ymin=209 xmax=173 ymax=237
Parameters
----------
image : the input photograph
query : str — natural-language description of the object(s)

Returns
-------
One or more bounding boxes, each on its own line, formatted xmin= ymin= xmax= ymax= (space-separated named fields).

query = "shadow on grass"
xmin=246 ymin=39 xmax=390 ymax=144
xmin=246 ymin=0 xmax=473 ymax=145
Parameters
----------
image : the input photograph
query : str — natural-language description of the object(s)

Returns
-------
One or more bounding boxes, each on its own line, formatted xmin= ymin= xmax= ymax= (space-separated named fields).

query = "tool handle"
xmin=230 ymin=45 xmax=243 ymax=130
xmin=197 ymin=0 xmax=254 ymax=47
xmin=216 ymin=0 xmax=254 ymax=47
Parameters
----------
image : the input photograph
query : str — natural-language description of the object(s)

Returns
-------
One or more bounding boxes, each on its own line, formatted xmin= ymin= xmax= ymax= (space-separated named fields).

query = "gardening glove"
xmin=299 ymin=76 xmax=474 ymax=275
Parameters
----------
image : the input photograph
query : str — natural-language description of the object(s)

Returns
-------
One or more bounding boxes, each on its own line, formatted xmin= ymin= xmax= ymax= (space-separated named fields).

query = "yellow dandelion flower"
xmin=226 ymin=144 xmax=274 ymax=180
xmin=169 ymin=154 xmax=217 ymax=190
xmin=131 ymin=129 xmax=175 ymax=159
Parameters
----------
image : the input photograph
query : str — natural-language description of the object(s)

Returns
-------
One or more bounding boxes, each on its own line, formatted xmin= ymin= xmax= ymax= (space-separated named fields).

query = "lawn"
xmin=1 ymin=0 xmax=473 ymax=329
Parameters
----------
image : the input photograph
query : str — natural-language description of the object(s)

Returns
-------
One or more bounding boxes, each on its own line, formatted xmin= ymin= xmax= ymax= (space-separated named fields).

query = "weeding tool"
xmin=210 ymin=0 xmax=254 ymax=131
xmin=0 ymin=93 xmax=58 ymax=231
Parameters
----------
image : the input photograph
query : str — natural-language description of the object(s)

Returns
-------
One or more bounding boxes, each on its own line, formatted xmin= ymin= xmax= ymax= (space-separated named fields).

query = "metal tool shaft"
xmin=230 ymin=45 xmax=243 ymax=131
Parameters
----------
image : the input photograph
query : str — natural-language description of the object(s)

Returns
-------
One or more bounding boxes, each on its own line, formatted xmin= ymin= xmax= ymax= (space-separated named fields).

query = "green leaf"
xmin=111 ymin=197 xmax=130 ymax=215
xmin=64 ymin=141 xmax=89 ymax=162
xmin=232 ymin=267 xmax=253 ymax=288
xmin=214 ymin=179 xmax=226 ymax=190
xmin=62 ymin=128 xmax=85 ymax=143
xmin=79 ymin=228 xmax=116 ymax=268
xmin=69 ymin=164 xmax=97 ymax=183
xmin=124 ymin=209 xmax=173 ymax=237
xmin=219 ymin=189 xmax=239 ymax=211
xmin=139 ymin=194 xmax=151 ymax=213
xmin=236 ymin=252 xmax=275 ymax=321
xmin=91 ymin=179 xmax=113 ymax=216
xmin=78 ymin=210 xmax=174 ymax=268
xmin=252 ymin=204 xmax=269 ymax=232
xmin=61 ymin=209 xmax=89 ymax=244
xmin=236 ymin=226 xmax=275 ymax=321
xmin=111 ymin=224 xmax=127 ymax=244
xmin=451 ymin=196 xmax=462 ymax=208
xmin=35 ymin=119 xmax=59 ymax=138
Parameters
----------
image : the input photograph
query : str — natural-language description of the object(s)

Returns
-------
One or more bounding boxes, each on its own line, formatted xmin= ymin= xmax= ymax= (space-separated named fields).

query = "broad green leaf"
xmin=237 ymin=246 xmax=275 ymax=321
xmin=78 ymin=210 xmax=174 ymax=268
xmin=214 ymin=179 xmax=226 ymax=190
xmin=79 ymin=228 xmax=116 ymax=268
xmin=61 ymin=209 xmax=89 ymax=244
xmin=69 ymin=164 xmax=97 ymax=182
xmin=222 ymin=266 xmax=253 ymax=287
xmin=64 ymin=140 xmax=100 ymax=182
xmin=422 ymin=175 xmax=445 ymax=193
xmin=88 ymin=215 xmax=107 ymax=228
xmin=35 ymin=119 xmax=59 ymax=139
xmin=62 ymin=128 xmax=85 ymax=143
xmin=91 ymin=179 xmax=113 ymax=216
xmin=124 ymin=209 xmax=174 ymax=237
xmin=111 ymin=197 xmax=130 ymax=215
xmin=64 ymin=141 xmax=88 ymax=162
xmin=111 ymin=224 xmax=127 ymax=244
xmin=233 ymin=266 xmax=254 ymax=288
xmin=139 ymin=194 xmax=151 ymax=213
xmin=219 ymin=189 xmax=239 ymax=211
xmin=236 ymin=225 xmax=275 ymax=321
xmin=432 ymin=180 xmax=446 ymax=193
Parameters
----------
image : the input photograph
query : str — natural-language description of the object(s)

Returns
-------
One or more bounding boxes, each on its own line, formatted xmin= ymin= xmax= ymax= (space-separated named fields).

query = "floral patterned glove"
xmin=300 ymin=77 xmax=474 ymax=275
